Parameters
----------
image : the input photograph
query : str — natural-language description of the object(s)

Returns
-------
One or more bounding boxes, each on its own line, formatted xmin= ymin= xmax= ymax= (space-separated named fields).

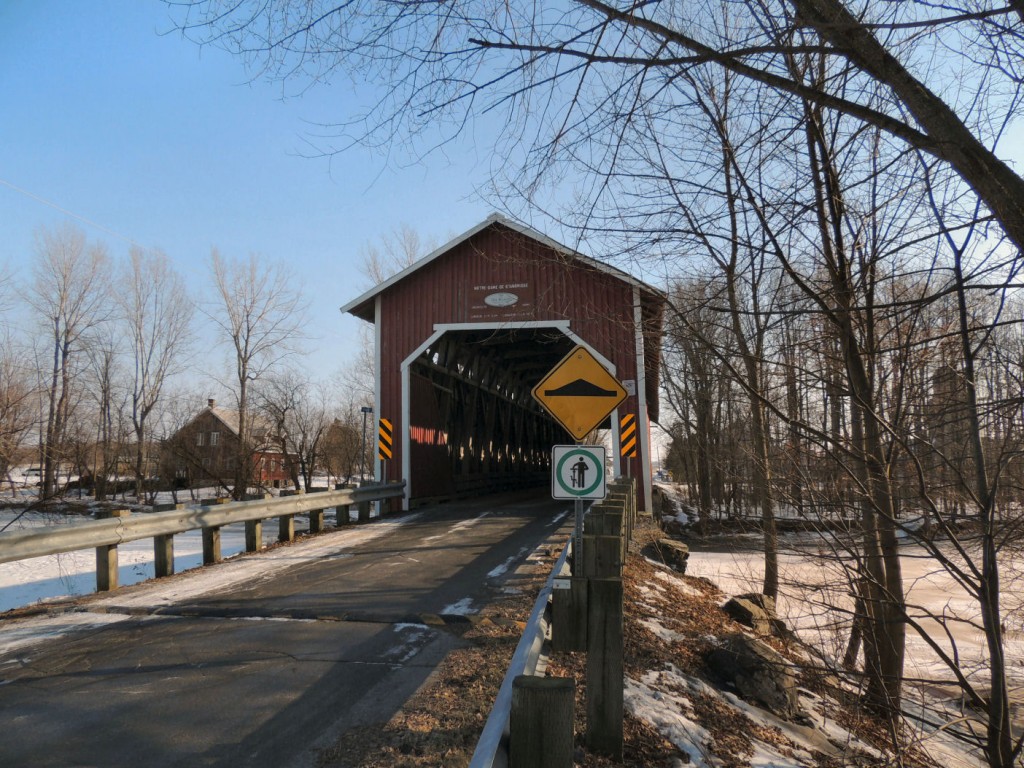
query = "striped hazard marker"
xmin=378 ymin=417 xmax=393 ymax=460
xmin=620 ymin=414 xmax=637 ymax=458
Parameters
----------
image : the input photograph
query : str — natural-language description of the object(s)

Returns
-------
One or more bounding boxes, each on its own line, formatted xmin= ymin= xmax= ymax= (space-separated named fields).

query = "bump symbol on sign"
xmin=532 ymin=346 xmax=628 ymax=441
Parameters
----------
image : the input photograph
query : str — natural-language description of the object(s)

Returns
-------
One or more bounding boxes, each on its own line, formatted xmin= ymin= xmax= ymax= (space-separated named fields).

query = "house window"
xmin=196 ymin=432 xmax=205 ymax=447
xmin=210 ymin=431 xmax=219 ymax=446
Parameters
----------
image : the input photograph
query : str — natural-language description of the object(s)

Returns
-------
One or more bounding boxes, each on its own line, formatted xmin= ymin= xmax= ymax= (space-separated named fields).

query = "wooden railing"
xmin=0 ymin=483 xmax=406 ymax=592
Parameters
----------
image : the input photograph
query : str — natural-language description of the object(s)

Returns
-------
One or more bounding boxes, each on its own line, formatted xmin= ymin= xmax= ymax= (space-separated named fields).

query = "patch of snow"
xmin=487 ymin=545 xmax=531 ymax=579
xmin=442 ymin=597 xmax=475 ymax=616
xmin=625 ymin=673 xmax=718 ymax=767
xmin=640 ymin=617 xmax=684 ymax=644
xmin=652 ymin=568 xmax=706 ymax=597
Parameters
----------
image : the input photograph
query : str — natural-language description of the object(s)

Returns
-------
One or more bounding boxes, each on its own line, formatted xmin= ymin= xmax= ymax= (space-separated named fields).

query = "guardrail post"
xmin=586 ymin=576 xmax=624 ymax=760
xmin=510 ymin=675 xmax=575 ymax=768
xmin=95 ymin=508 xmax=130 ymax=592
xmin=202 ymin=526 xmax=221 ymax=564
xmin=154 ymin=534 xmax=174 ymax=577
xmin=357 ymin=499 xmax=371 ymax=523
xmin=551 ymin=575 xmax=588 ymax=652
xmin=334 ymin=483 xmax=351 ymax=526
xmin=279 ymin=488 xmax=302 ymax=541
xmin=582 ymin=535 xmax=622 ymax=578
xmin=307 ymin=487 xmax=327 ymax=533
xmin=200 ymin=497 xmax=228 ymax=564
xmin=150 ymin=503 xmax=183 ymax=577
xmin=243 ymin=494 xmax=270 ymax=552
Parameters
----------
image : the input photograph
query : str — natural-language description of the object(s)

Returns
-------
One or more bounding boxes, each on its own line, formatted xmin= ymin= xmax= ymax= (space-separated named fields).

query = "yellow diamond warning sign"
xmin=532 ymin=346 xmax=628 ymax=441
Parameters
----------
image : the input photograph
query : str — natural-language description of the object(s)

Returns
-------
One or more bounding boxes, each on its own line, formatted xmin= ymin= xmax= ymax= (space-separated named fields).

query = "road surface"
xmin=0 ymin=492 xmax=571 ymax=767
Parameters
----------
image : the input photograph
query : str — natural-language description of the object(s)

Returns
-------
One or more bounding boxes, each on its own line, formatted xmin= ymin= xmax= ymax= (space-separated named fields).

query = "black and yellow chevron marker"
xmin=620 ymin=413 xmax=637 ymax=458
xmin=378 ymin=417 xmax=393 ymax=460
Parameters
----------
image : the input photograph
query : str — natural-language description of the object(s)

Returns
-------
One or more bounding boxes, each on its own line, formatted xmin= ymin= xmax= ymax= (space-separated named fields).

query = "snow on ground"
xmin=0 ymin=510 xmax=424 ymax=657
xmin=625 ymin=664 xmax=883 ymax=767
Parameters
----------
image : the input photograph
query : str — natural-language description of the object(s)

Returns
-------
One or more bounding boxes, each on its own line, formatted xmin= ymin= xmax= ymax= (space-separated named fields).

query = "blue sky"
xmin=0 ymin=1 xmax=492 ymax=380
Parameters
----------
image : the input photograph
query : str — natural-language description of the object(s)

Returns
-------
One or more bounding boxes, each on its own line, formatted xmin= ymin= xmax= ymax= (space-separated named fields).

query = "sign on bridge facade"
xmin=340 ymin=214 xmax=664 ymax=512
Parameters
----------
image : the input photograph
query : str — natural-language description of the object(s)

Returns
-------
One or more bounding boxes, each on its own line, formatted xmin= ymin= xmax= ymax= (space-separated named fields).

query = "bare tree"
xmin=0 ymin=341 xmax=37 ymax=490
xmin=359 ymin=223 xmax=436 ymax=286
xmin=256 ymin=370 xmax=333 ymax=490
xmin=83 ymin=337 xmax=129 ymax=501
xmin=27 ymin=223 xmax=111 ymax=498
xmin=120 ymin=247 xmax=194 ymax=501
xmin=207 ymin=250 xmax=307 ymax=498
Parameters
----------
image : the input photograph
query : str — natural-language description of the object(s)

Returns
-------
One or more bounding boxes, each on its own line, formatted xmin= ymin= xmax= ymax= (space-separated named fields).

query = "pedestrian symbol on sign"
xmin=570 ymin=456 xmax=589 ymax=489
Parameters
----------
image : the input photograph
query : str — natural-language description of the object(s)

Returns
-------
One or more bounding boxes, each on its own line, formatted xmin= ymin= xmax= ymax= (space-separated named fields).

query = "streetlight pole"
xmin=359 ymin=406 xmax=373 ymax=486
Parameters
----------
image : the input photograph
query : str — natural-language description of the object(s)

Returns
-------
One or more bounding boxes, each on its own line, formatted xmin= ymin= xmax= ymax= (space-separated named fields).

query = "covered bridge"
xmin=340 ymin=214 xmax=664 ymax=511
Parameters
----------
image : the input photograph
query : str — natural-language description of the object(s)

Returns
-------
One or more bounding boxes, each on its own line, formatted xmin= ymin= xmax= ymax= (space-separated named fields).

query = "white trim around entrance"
xmin=398 ymin=320 xmax=620 ymax=509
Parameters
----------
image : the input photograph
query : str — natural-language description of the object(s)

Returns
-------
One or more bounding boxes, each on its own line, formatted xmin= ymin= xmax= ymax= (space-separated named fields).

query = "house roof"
xmin=339 ymin=213 xmax=665 ymax=322
xmin=190 ymin=405 xmax=272 ymax=441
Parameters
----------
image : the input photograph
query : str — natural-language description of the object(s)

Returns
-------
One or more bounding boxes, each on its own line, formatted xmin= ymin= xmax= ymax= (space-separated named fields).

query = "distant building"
xmin=161 ymin=399 xmax=291 ymax=491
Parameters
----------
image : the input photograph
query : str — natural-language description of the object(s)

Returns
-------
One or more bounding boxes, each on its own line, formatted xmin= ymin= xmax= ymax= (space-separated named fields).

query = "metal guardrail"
xmin=0 ymin=483 xmax=406 ymax=565
xmin=469 ymin=537 xmax=573 ymax=768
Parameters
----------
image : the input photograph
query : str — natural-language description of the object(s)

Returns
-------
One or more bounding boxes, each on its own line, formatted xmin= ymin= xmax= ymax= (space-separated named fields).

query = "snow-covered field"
xmin=683 ymin=535 xmax=1024 ymax=706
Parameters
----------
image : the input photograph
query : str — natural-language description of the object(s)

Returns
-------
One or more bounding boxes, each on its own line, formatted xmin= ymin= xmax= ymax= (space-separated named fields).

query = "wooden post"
xmin=278 ymin=488 xmax=301 ymax=541
xmin=357 ymin=499 xmax=371 ymax=523
xmin=586 ymin=577 xmax=624 ymax=760
xmin=243 ymin=493 xmax=269 ymax=552
xmin=202 ymin=526 xmax=222 ymax=564
xmin=154 ymin=534 xmax=174 ymax=577
xmin=245 ymin=520 xmax=263 ymax=552
xmin=95 ymin=508 xmax=130 ymax=592
xmin=307 ymin=487 xmax=327 ymax=533
xmin=582 ymin=535 xmax=623 ymax=578
xmin=334 ymin=483 xmax=350 ymax=526
xmin=551 ymin=576 xmax=588 ymax=652
xmin=198 ymin=497 xmax=228 ymax=565
xmin=510 ymin=675 xmax=575 ymax=768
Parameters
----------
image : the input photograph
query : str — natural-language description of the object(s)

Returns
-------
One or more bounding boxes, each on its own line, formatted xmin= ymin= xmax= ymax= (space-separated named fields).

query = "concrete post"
xmin=510 ymin=675 xmax=575 ymax=768
xmin=95 ymin=509 xmax=130 ymax=592
xmin=586 ymin=577 xmax=624 ymax=760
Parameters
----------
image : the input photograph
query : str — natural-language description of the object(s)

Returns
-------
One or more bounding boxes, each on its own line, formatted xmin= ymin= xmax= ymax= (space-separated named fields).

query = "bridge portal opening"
xmin=408 ymin=326 xmax=578 ymax=502
xmin=339 ymin=214 xmax=664 ymax=512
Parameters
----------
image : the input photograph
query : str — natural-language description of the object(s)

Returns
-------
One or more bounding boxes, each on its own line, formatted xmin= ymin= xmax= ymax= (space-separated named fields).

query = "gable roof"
xmin=339 ymin=213 xmax=665 ymax=322
xmin=183 ymin=404 xmax=272 ymax=441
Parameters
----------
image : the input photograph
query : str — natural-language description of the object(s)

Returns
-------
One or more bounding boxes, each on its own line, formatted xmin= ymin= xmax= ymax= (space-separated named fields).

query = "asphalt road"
xmin=0 ymin=492 xmax=571 ymax=767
